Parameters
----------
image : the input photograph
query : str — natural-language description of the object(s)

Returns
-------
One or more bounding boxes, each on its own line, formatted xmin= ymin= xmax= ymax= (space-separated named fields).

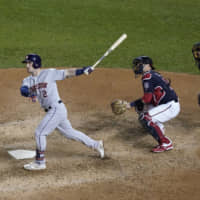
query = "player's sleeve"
xmin=142 ymin=80 xmax=153 ymax=104
xmin=20 ymin=77 xmax=31 ymax=97
xmin=49 ymin=69 xmax=66 ymax=81
xmin=21 ymin=77 xmax=30 ymax=87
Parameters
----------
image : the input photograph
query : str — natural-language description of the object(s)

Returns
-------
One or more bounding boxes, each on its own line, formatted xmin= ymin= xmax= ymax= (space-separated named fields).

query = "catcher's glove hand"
xmin=134 ymin=99 xmax=144 ymax=112
xmin=111 ymin=99 xmax=128 ymax=115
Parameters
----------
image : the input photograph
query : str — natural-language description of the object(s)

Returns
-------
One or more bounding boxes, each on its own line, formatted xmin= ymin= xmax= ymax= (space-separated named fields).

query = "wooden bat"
xmin=84 ymin=33 xmax=127 ymax=74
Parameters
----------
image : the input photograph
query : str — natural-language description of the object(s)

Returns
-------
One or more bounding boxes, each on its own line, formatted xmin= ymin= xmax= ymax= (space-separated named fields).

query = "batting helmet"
xmin=192 ymin=42 xmax=200 ymax=70
xmin=132 ymin=56 xmax=155 ymax=75
xmin=22 ymin=54 xmax=42 ymax=69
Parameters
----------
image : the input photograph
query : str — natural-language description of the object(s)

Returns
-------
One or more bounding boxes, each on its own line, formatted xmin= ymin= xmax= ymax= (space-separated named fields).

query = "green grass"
xmin=0 ymin=0 xmax=200 ymax=73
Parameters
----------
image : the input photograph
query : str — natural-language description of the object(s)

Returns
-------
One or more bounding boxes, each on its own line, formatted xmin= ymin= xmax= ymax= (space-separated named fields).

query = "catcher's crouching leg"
xmin=138 ymin=112 xmax=170 ymax=145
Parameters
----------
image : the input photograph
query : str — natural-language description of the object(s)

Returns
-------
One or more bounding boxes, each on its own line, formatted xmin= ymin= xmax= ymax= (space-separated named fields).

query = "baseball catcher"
xmin=192 ymin=42 xmax=200 ymax=106
xmin=112 ymin=56 xmax=180 ymax=153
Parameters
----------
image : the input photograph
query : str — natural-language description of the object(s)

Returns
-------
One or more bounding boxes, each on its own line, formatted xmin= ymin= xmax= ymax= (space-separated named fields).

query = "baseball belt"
xmin=44 ymin=100 xmax=62 ymax=112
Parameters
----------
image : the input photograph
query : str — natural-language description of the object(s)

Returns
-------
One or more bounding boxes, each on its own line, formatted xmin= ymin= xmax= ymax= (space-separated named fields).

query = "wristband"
xmin=130 ymin=101 xmax=136 ymax=107
xmin=75 ymin=68 xmax=84 ymax=76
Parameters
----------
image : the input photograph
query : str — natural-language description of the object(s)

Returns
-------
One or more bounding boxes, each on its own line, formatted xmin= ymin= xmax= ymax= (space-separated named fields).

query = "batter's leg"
xmin=57 ymin=119 xmax=98 ymax=149
xmin=24 ymin=107 xmax=61 ymax=170
xmin=57 ymin=118 xmax=104 ymax=158
xmin=34 ymin=107 xmax=61 ymax=162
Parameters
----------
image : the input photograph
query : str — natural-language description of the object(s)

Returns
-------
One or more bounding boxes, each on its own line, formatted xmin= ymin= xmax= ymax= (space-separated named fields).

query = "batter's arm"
xmin=64 ymin=66 xmax=93 ymax=78
xmin=64 ymin=68 xmax=77 ymax=78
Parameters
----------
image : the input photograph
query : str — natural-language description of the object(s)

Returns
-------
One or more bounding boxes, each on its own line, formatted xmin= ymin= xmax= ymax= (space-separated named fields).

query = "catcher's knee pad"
xmin=139 ymin=113 xmax=164 ymax=143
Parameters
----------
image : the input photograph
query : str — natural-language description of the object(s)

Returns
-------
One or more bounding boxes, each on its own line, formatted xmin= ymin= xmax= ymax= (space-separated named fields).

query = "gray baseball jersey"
xmin=22 ymin=69 xmax=99 ymax=156
xmin=22 ymin=69 xmax=65 ymax=109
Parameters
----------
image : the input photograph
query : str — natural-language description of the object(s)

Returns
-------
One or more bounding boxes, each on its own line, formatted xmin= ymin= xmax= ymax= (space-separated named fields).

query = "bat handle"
xmin=84 ymin=66 xmax=95 ymax=75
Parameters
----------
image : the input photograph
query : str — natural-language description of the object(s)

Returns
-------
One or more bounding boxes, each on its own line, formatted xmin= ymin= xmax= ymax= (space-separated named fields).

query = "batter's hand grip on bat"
xmin=83 ymin=66 xmax=94 ymax=75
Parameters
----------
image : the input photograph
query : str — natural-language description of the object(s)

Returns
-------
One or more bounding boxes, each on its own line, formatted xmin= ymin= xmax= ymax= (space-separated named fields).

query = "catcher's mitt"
xmin=111 ymin=99 xmax=128 ymax=115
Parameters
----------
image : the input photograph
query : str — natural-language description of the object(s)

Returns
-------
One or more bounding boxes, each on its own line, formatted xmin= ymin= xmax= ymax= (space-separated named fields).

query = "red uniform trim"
xmin=142 ymin=72 xmax=152 ymax=80
xmin=142 ymin=93 xmax=153 ymax=104
xmin=153 ymin=86 xmax=166 ymax=105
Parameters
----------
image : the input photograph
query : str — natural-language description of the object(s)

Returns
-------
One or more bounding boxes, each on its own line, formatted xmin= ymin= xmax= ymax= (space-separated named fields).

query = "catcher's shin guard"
xmin=139 ymin=113 xmax=167 ymax=144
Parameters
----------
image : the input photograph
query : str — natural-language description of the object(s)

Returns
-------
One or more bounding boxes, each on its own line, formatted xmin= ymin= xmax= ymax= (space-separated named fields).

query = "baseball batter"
xmin=20 ymin=54 xmax=104 ymax=170
xmin=127 ymin=56 xmax=180 ymax=152
xmin=192 ymin=42 xmax=200 ymax=106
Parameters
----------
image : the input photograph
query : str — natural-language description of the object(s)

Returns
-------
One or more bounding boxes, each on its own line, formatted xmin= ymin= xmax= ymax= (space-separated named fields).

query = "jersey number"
xmin=42 ymin=90 xmax=48 ymax=98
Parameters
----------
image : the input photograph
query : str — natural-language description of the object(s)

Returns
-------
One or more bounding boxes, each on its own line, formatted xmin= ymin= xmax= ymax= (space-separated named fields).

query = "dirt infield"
xmin=0 ymin=68 xmax=200 ymax=200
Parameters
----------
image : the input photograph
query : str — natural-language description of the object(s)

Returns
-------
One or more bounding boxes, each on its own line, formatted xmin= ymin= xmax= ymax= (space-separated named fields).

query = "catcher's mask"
xmin=132 ymin=56 xmax=155 ymax=75
xmin=22 ymin=54 xmax=42 ymax=69
xmin=192 ymin=42 xmax=200 ymax=70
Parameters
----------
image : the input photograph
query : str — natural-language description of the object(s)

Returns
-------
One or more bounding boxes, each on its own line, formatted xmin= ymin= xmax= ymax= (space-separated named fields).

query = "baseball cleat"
xmin=24 ymin=161 xmax=46 ymax=170
xmin=96 ymin=140 xmax=104 ymax=159
xmin=152 ymin=143 xmax=173 ymax=153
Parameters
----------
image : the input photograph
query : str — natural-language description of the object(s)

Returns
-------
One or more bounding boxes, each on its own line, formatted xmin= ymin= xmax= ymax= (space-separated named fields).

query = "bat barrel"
xmin=111 ymin=33 xmax=127 ymax=50
xmin=91 ymin=33 xmax=127 ymax=69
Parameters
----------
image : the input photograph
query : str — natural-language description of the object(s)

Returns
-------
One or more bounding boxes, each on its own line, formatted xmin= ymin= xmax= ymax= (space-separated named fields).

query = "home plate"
xmin=8 ymin=150 xmax=36 ymax=160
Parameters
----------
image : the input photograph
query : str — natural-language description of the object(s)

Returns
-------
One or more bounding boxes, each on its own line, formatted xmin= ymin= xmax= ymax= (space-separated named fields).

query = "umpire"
xmin=192 ymin=42 xmax=200 ymax=106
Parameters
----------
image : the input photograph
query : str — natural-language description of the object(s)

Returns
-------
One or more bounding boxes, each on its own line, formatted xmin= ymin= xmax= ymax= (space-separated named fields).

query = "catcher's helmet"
xmin=22 ymin=54 xmax=42 ymax=69
xmin=132 ymin=56 xmax=155 ymax=74
xmin=192 ymin=42 xmax=200 ymax=70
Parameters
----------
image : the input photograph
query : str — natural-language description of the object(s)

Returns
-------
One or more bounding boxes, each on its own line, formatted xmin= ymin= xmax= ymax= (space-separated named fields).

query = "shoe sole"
xmin=24 ymin=167 xmax=46 ymax=171
xmin=152 ymin=146 xmax=173 ymax=153
xmin=24 ymin=165 xmax=46 ymax=171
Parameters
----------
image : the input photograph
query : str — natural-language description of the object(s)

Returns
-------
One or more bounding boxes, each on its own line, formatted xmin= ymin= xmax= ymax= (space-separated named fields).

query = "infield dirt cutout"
xmin=0 ymin=68 xmax=200 ymax=200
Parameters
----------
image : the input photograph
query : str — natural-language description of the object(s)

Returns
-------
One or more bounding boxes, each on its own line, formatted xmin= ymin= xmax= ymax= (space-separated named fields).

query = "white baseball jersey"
xmin=22 ymin=69 xmax=99 ymax=157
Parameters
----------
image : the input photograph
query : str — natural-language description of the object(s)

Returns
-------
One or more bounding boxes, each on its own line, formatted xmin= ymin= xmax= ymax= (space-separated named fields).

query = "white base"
xmin=8 ymin=149 xmax=36 ymax=160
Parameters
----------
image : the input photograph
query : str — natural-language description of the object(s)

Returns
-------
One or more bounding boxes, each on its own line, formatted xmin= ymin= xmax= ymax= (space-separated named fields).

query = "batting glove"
xmin=83 ymin=66 xmax=94 ymax=75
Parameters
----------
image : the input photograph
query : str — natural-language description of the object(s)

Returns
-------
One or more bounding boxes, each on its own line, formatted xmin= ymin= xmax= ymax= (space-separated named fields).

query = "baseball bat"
xmin=91 ymin=33 xmax=127 ymax=70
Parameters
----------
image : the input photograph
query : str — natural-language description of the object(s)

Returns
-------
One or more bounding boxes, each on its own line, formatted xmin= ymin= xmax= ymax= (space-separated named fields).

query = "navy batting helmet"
xmin=192 ymin=42 xmax=200 ymax=70
xmin=132 ymin=56 xmax=155 ymax=74
xmin=22 ymin=54 xmax=42 ymax=69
